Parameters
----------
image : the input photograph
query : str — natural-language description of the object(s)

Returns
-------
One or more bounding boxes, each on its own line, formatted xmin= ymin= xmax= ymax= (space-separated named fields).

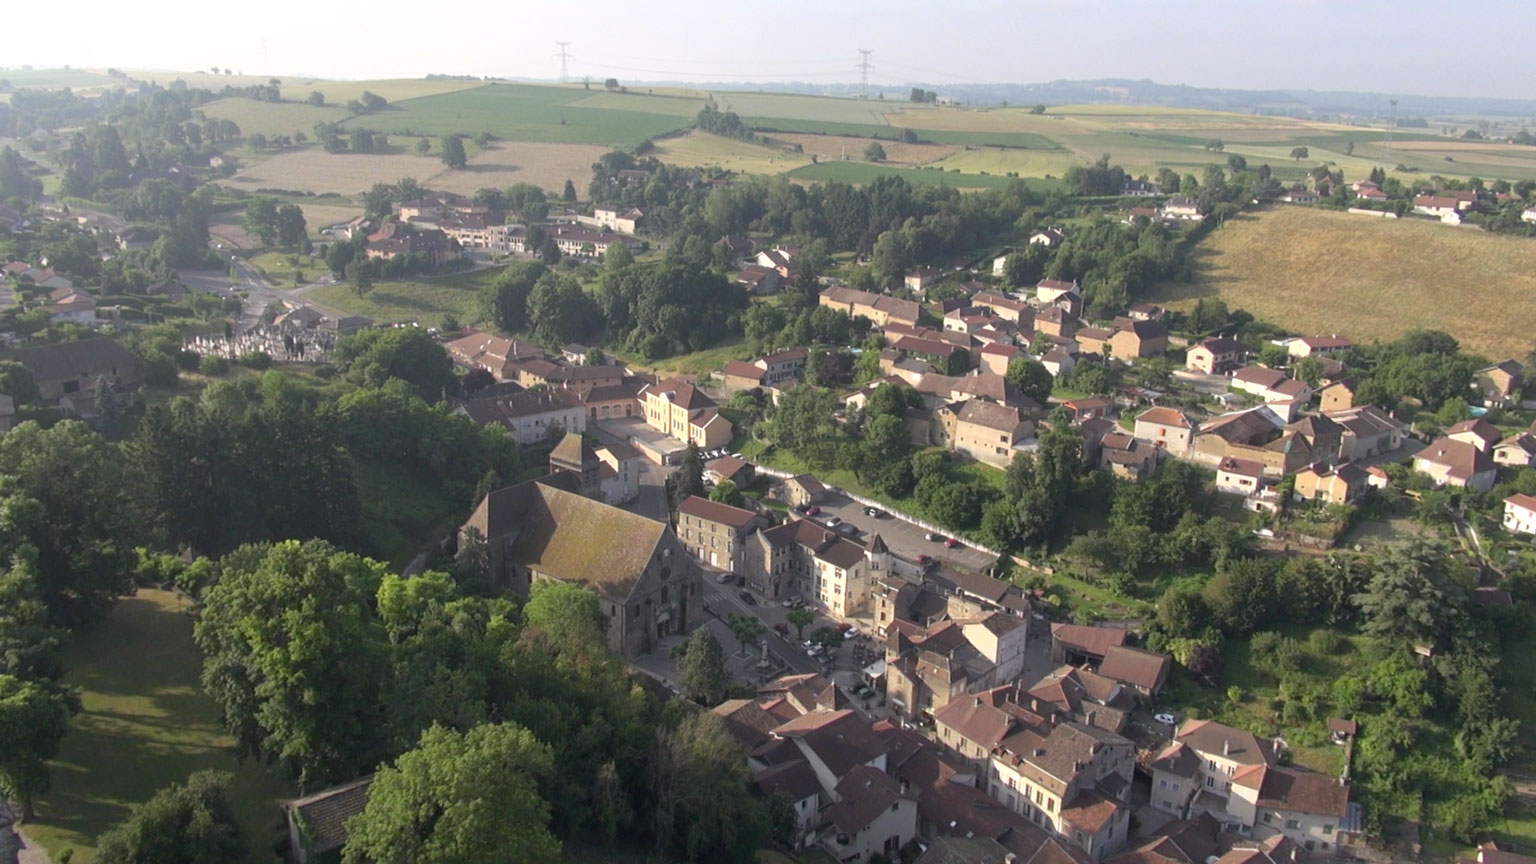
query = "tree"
xmin=0 ymin=673 xmax=77 ymax=819
xmin=1005 ymin=357 xmax=1053 ymax=403
xmin=349 ymin=266 xmax=373 ymax=298
xmin=0 ymin=362 xmax=38 ymax=404
xmin=864 ymin=142 xmax=887 ymax=162
xmin=440 ymin=135 xmax=468 ymax=169
xmin=1353 ymin=542 xmax=1468 ymax=652
xmin=195 ymin=540 xmax=390 ymax=790
xmin=787 ymin=608 xmax=815 ymax=639
xmin=415 ymin=138 xmax=431 ymax=156
xmin=307 ymin=90 xmax=325 ymax=107
xmin=1226 ymin=153 xmax=1247 ymax=172
xmin=242 ymin=197 xmax=280 ymax=246
xmin=343 ymin=723 xmax=560 ymax=864
xmin=709 ymin=480 xmax=744 ymax=508
xmin=332 ymin=326 xmax=456 ymax=401
xmin=526 ymin=276 xmax=600 ymax=346
xmin=94 ymin=771 xmax=246 ymax=864
xmin=275 ymin=204 xmax=307 ymax=247
xmin=563 ymin=179 xmax=578 ymax=202
xmin=672 ymin=444 xmax=706 ymax=509
xmin=675 ymin=627 xmax=727 ymax=705
xmin=1290 ymin=146 xmax=1309 ymax=161
xmin=650 ymin=713 xmax=768 ymax=863
xmin=1030 ymin=104 xmax=1046 ymax=114
xmin=604 ymin=78 xmax=620 ymax=91
xmin=726 ymin=613 xmax=766 ymax=655
xmin=351 ymin=129 xmax=375 ymax=153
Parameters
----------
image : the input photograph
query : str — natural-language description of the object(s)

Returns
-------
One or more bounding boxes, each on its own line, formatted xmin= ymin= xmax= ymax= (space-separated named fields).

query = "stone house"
xmin=676 ymin=495 xmax=767 ymax=572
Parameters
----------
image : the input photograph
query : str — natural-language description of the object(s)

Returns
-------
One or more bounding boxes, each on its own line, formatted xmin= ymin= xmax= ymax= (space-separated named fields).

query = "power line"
xmin=856 ymin=49 xmax=873 ymax=97
xmin=554 ymin=42 xmax=572 ymax=83
xmin=1379 ymin=98 xmax=1398 ymax=169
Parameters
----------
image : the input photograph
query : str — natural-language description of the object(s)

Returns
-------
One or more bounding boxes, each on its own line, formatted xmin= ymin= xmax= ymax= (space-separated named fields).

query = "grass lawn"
xmin=308 ymin=267 xmax=498 ymax=325
xmin=26 ymin=589 xmax=294 ymax=864
xmin=249 ymin=250 xmax=325 ymax=284
xmin=1041 ymin=571 xmax=1154 ymax=621
xmin=609 ymin=337 xmax=755 ymax=379
xmin=354 ymin=458 xmax=469 ymax=569
xmin=1148 ymin=205 xmax=1536 ymax=359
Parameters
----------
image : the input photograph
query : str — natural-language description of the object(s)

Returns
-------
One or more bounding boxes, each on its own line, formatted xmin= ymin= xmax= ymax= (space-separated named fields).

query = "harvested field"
xmin=295 ymin=203 xmax=366 ymax=232
xmin=769 ymin=133 xmax=957 ymax=166
xmin=200 ymin=98 xmax=349 ymax=138
xmin=424 ymin=141 xmax=610 ymax=196
xmin=228 ymin=148 xmax=449 ymax=195
xmin=652 ymin=132 xmax=810 ymax=175
xmin=1149 ymin=205 xmax=1536 ymax=359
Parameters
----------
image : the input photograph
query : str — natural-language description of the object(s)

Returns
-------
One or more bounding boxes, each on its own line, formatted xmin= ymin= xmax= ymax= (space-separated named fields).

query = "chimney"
xmin=975 ymin=696 xmax=983 ymax=707
xmin=1223 ymin=739 xmax=1231 ymax=756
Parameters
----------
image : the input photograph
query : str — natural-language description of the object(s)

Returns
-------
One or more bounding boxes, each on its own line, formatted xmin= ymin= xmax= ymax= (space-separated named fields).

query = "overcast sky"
xmin=7 ymin=0 xmax=1534 ymax=99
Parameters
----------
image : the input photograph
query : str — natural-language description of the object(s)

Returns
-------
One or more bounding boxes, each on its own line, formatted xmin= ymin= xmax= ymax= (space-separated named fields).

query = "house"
xmin=1413 ymin=437 xmax=1497 ymax=491
xmin=1025 ymin=666 xmax=1136 ymax=732
xmin=115 ymin=226 xmax=159 ymax=251
xmin=971 ymin=291 xmax=1035 ymax=327
xmin=906 ymin=267 xmax=946 ymax=293
xmin=364 ymin=223 xmax=451 ymax=265
xmin=825 ymin=762 xmax=919 ymax=863
xmin=1050 ymin=624 xmax=1128 ymax=667
xmin=1162 ymin=197 xmax=1202 ymax=220
xmin=1413 ymin=195 xmax=1462 ymax=217
xmin=1191 ymin=408 xmax=1316 ymax=478
xmin=706 ymin=454 xmax=755 ymax=487
xmin=457 ymin=388 xmax=587 ymax=446
xmin=676 ymin=495 xmax=767 ymax=572
xmin=885 ymin=614 xmax=1029 ymax=721
xmin=42 ymin=291 xmax=97 ymax=323
xmin=820 ymin=286 xmax=921 ymax=329
xmin=1107 ymin=320 xmax=1168 ymax=361
xmin=1317 ymin=378 xmax=1358 ymax=412
xmin=1279 ymin=189 xmax=1319 ymax=204
xmin=1036 ymin=279 xmax=1080 ymax=306
xmin=1030 ymin=227 xmax=1067 ymax=248
xmin=988 ymin=720 xmax=1135 ymax=861
xmin=784 ymin=474 xmax=826 ymax=508
xmin=744 ymin=517 xmax=889 ymax=611
xmin=759 ymin=348 xmax=810 ymax=385
xmin=1124 ymin=206 xmax=1162 ymax=224
xmin=1041 ymin=350 xmax=1076 ymax=378
xmin=1097 ymin=645 xmax=1171 ymax=699
xmin=1186 ymin=338 xmax=1247 ymax=375
xmin=1035 ymin=306 xmax=1079 ymax=339
xmin=639 ymin=377 xmax=733 ymax=449
xmin=953 ymin=400 xmax=1035 ymax=468
xmin=1503 ymin=494 xmax=1536 ymax=536
xmin=720 ymin=234 xmax=756 ymax=260
xmin=1354 ymin=187 xmax=1388 ymax=202
xmin=582 ymin=380 xmax=644 ymax=421
xmin=593 ymin=204 xmax=643 ymax=234
xmin=1099 ymin=433 xmax=1158 ymax=479
xmin=1126 ymin=303 xmax=1163 ymax=322
xmin=895 ymin=334 xmax=961 ymax=367
xmin=445 ymin=331 xmax=545 ymax=379
xmin=751 ymin=760 xmax=823 ymax=849
xmin=1215 ymin=457 xmax=1266 ymax=497
xmin=550 ymin=226 xmax=639 ymax=258
xmin=1149 ymin=719 xmax=1280 ymax=830
xmin=1123 ymin=179 xmax=1159 ymax=196
xmin=285 ymin=776 xmax=373 ymax=864
xmin=1293 ymin=462 xmax=1370 ymax=505
xmin=548 ymin=432 xmax=640 ymax=505
xmin=1133 ymin=407 xmax=1194 ymax=454
xmin=1076 ymin=327 xmax=1114 ymax=357
xmin=1287 ymin=336 xmax=1352 ymax=358
xmin=980 ymin=343 xmax=1022 ymax=376
xmin=1493 ymin=433 xmax=1536 ymax=468
xmin=509 ymin=359 xmax=628 ymax=398
xmin=1326 ymin=404 xmax=1404 ymax=460
xmin=1475 ymin=360 xmax=1523 ymax=407
xmin=1063 ymin=397 xmax=1113 ymax=423
xmin=722 ymin=360 xmax=768 ymax=394
xmin=736 ymin=264 xmax=781 ymax=294
xmin=462 ymin=474 xmax=704 ymax=658
xmin=1446 ymin=418 xmax=1500 ymax=453
xmin=17 ymin=338 xmax=141 ymax=400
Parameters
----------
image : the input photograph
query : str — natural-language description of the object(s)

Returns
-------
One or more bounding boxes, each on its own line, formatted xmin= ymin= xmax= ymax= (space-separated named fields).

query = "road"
xmin=180 ymin=245 xmax=348 ymax=331
xmin=807 ymin=491 xmax=999 ymax=574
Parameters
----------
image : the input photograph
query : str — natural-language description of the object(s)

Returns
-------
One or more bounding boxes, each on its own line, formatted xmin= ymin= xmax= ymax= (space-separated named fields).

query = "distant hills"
xmin=644 ymin=79 xmax=1536 ymax=121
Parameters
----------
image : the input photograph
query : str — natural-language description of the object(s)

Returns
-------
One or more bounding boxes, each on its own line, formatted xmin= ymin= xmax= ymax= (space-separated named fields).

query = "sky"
xmin=6 ymin=0 xmax=1535 ymax=100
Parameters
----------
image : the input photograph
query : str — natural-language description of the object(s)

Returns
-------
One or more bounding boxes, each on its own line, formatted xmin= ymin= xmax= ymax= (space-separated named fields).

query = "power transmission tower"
xmin=856 ymin=49 xmax=873 ymax=98
xmin=1378 ymin=98 xmax=1398 ymax=169
xmin=261 ymin=39 xmax=270 ymax=75
xmin=554 ymin=42 xmax=572 ymax=83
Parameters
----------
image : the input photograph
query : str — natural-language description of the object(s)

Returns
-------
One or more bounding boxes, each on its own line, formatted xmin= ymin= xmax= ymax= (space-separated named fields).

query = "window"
xmin=1262 ymin=813 xmax=1272 ymax=825
xmin=1285 ymin=820 xmax=1300 ymax=830
xmin=1323 ymin=825 xmax=1334 ymax=835
xmin=1158 ymin=779 xmax=1167 ymax=789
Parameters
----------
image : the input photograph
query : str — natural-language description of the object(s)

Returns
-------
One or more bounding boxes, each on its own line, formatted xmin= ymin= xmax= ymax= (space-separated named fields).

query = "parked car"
xmin=916 ymin=554 xmax=930 ymax=565
xmin=806 ymin=505 xmax=821 ymax=516
xmin=837 ymin=622 xmax=853 ymax=633
xmin=1153 ymin=712 xmax=1178 ymax=726
xmin=793 ymin=504 xmax=809 ymax=514
xmin=738 ymin=591 xmax=756 ymax=606
xmin=864 ymin=506 xmax=884 ymax=518
xmin=945 ymin=537 xmax=961 ymax=549
xmin=781 ymin=597 xmax=796 ymax=608
xmin=715 ymin=571 xmax=734 ymax=584
xmin=773 ymin=622 xmax=789 ymax=636
xmin=924 ymin=532 xmax=942 ymax=542
xmin=833 ymin=522 xmax=860 ymax=536
xmin=847 ymin=625 xmax=862 ymax=638
xmin=853 ymin=685 xmax=875 ymax=700
xmin=826 ymin=516 xmax=842 ymax=526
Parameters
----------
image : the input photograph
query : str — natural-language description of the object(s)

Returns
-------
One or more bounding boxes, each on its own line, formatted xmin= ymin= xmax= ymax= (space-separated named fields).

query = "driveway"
xmin=806 ymin=491 xmax=999 ymax=574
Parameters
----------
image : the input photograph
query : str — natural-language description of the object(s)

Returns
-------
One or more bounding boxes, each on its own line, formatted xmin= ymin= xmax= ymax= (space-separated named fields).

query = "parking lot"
xmin=804 ymin=491 xmax=999 ymax=574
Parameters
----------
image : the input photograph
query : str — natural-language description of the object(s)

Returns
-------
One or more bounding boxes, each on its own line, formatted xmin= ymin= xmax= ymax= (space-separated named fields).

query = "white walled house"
xmin=1504 ymin=494 xmax=1536 ymax=536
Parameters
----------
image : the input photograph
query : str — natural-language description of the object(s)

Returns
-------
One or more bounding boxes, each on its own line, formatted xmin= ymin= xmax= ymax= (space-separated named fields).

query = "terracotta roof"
xmin=1415 ymin=436 xmax=1494 ymax=481
xmin=1447 ymin=417 xmax=1500 ymax=444
xmin=678 ymin=495 xmax=760 ymax=528
xmin=972 ymin=291 xmax=1031 ymax=313
xmin=1097 ymin=645 xmax=1171 ymax=692
xmin=714 ymin=699 xmax=795 ymax=749
xmin=1149 ymin=741 xmax=1200 ymax=776
xmin=1252 ymin=766 xmax=1350 ymax=817
xmin=773 ymin=709 xmax=886 ymax=778
xmin=1037 ymin=279 xmax=1078 ymax=294
xmin=826 ymin=764 xmax=906 ymax=835
xmin=722 ymin=360 xmax=765 ymax=380
xmin=286 ymin=776 xmax=373 ymax=857
xmin=459 ymin=388 xmax=583 ymax=424
xmin=1232 ymin=365 xmax=1288 ymax=388
xmin=1061 ymin=790 xmax=1123 ymax=833
xmin=1050 ymin=623 xmax=1128 ymax=658
xmin=16 ymin=338 xmax=138 ymax=384
xmin=1505 ymin=493 xmax=1536 ymax=512
xmin=934 ymin=688 xmax=1016 ymax=751
xmin=1136 ymin=406 xmax=1191 ymax=429
xmin=958 ymin=399 xmax=1027 ymax=435
xmin=1175 ymin=719 xmax=1277 ymax=766
xmin=753 ymin=759 xmax=821 ymax=802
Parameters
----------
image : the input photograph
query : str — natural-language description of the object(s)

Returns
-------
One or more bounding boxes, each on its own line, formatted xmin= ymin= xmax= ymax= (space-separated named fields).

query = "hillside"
xmin=1150 ymin=206 xmax=1536 ymax=360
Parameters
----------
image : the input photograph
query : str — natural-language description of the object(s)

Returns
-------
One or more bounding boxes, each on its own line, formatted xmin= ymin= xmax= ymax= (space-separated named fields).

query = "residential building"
xmin=736 ymin=264 xmax=782 ymax=294
xmin=1215 ymin=457 xmax=1265 ymax=497
xmin=953 ymin=400 xmax=1036 ymax=469
xmin=1063 ymin=397 xmax=1113 ymax=423
xmin=1326 ymin=405 xmax=1404 ymax=460
xmin=548 ymin=432 xmax=640 ymax=505
xmin=1191 ymin=408 xmax=1316 ymax=478
xmin=1493 ymin=433 xmax=1536 ymax=468
xmin=1293 ymin=463 xmax=1370 ymax=505
xmin=1100 ymin=433 xmax=1159 ymax=480
xmin=1036 ymin=279 xmax=1080 ymax=306
xmin=456 ymin=388 xmax=586 ymax=445
xmin=784 ymin=474 xmax=826 ymax=508
xmin=1050 ymin=625 xmax=1128 ymax=668
xmin=639 ymin=377 xmax=733 ymax=449
xmin=17 ymin=338 xmax=141 ymax=400
xmin=1413 ymin=195 xmax=1462 ymax=217
xmin=1025 ymin=666 xmax=1135 ymax=732
xmin=1097 ymin=646 xmax=1171 ymax=699
xmin=980 ymin=343 xmax=1022 ymax=376
xmin=1076 ymin=327 xmax=1114 ymax=357
xmin=593 ymin=204 xmax=644 ymax=234
xmin=1475 ymin=360 xmax=1523 ymax=407
xmin=1317 ymin=378 xmax=1358 ymax=412
xmin=1133 ymin=407 xmax=1194 ymax=454
xmin=1446 ymin=418 xmax=1500 ymax=452
xmin=989 ymin=721 xmax=1135 ymax=862
xmin=582 ymin=380 xmax=644 ymax=421
xmin=1163 ymin=196 xmax=1202 ymax=220
xmin=886 ymin=614 xmax=1029 ymax=721
xmin=1031 ymin=227 xmax=1067 ymax=248
xmin=820 ymin=286 xmax=921 ymax=329
xmin=364 ymin=223 xmax=451 ymax=265
xmin=1107 ymin=320 xmax=1169 ymax=361
xmin=744 ymin=517 xmax=889 ymax=613
xmin=462 ymin=474 xmax=704 ymax=658
xmin=1230 ymin=765 xmax=1351 ymax=854
xmin=43 ymin=291 xmax=97 ymax=323
xmin=972 ymin=291 xmax=1035 ymax=327
xmin=1503 ymin=493 xmax=1536 ymax=536
xmin=676 ymin=495 xmax=767 ymax=572
xmin=906 ymin=267 xmax=945 ymax=293
xmin=1186 ymin=338 xmax=1247 ymax=375
xmin=445 ymin=331 xmax=545 ymax=379
xmin=705 ymin=454 xmax=754 ymax=487
xmin=1035 ymin=306 xmax=1079 ymax=339
xmin=285 ymin=777 xmax=373 ymax=864
xmin=1414 ymin=437 xmax=1497 ymax=491
xmin=1148 ymin=719 xmax=1280 ymax=832
xmin=1287 ymin=336 xmax=1353 ymax=358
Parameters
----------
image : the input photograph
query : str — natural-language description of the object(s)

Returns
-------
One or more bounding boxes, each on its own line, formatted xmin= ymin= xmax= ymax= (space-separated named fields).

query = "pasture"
xmin=339 ymin=83 xmax=696 ymax=147
xmin=280 ymin=77 xmax=488 ymax=106
xmin=1148 ymin=205 xmax=1536 ymax=359
xmin=931 ymin=146 xmax=1081 ymax=178
xmin=25 ymin=589 xmax=294 ymax=863
xmin=769 ymin=132 xmax=956 ymax=166
xmin=713 ymin=91 xmax=902 ymax=125
xmin=307 ymin=267 xmax=498 ymax=325
xmin=651 ymin=132 xmax=812 ymax=175
xmin=425 ymin=141 xmax=611 ymax=196
xmin=227 ymin=147 xmax=453 ymax=196
xmin=787 ymin=161 xmax=1061 ymax=191
xmin=201 ymin=98 xmax=350 ymax=139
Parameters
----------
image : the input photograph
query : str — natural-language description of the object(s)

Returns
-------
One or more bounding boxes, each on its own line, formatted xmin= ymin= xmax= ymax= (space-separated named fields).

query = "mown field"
xmin=1149 ymin=205 xmax=1536 ymax=359
xmin=651 ymin=132 xmax=812 ymax=175
xmin=787 ymin=161 xmax=1062 ymax=191
xmin=227 ymin=147 xmax=453 ymax=195
xmin=308 ymin=267 xmax=497 ymax=325
xmin=26 ymin=590 xmax=294 ymax=864
xmin=425 ymin=141 xmax=611 ymax=196
xmin=200 ymin=98 xmax=350 ymax=138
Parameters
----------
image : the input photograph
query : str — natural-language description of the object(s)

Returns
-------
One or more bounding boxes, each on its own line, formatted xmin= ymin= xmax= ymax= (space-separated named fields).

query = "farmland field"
xmin=280 ymin=77 xmax=488 ymax=105
xmin=227 ymin=147 xmax=452 ymax=195
xmin=1148 ymin=205 xmax=1536 ymax=359
xmin=339 ymin=83 xmax=695 ymax=147
xmin=24 ymin=589 xmax=294 ymax=863
xmin=787 ymin=161 xmax=1062 ymax=191
xmin=201 ymin=98 xmax=350 ymax=139
xmin=769 ymin=133 xmax=956 ymax=166
xmin=713 ymin=92 xmax=902 ymax=125
xmin=652 ymin=132 xmax=812 ymax=175
xmin=930 ymin=147 xmax=1081 ymax=178
xmin=425 ymin=141 xmax=611 ymax=196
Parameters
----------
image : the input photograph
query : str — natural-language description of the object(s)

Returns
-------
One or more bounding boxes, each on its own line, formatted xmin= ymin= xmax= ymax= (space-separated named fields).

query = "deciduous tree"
xmin=94 ymin=771 xmax=247 ymax=864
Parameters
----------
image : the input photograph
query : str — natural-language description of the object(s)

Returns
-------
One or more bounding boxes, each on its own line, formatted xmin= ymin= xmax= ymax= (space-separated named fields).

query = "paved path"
xmin=15 ymin=828 xmax=51 ymax=864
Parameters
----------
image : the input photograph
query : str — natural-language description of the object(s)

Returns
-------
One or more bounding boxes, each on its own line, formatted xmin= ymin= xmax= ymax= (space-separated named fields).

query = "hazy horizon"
xmin=6 ymin=0 xmax=1535 ymax=101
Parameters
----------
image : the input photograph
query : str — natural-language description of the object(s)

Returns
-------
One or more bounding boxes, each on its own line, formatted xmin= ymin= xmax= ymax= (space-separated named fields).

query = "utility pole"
xmin=1379 ymin=98 xmax=1398 ymax=169
xmin=555 ymin=42 xmax=572 ymax=84
xmin=856 ymin=49 xmax=873 ymax=98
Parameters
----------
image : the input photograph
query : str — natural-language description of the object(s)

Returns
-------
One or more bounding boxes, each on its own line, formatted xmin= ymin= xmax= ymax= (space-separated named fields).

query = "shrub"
xmin=241 ymin=351 xmax=273 ymax=370
xmin=1308 ymin=629 xmax=1346 ymax=656
xmin=199 ymin=354 xmax=229 ymax=375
